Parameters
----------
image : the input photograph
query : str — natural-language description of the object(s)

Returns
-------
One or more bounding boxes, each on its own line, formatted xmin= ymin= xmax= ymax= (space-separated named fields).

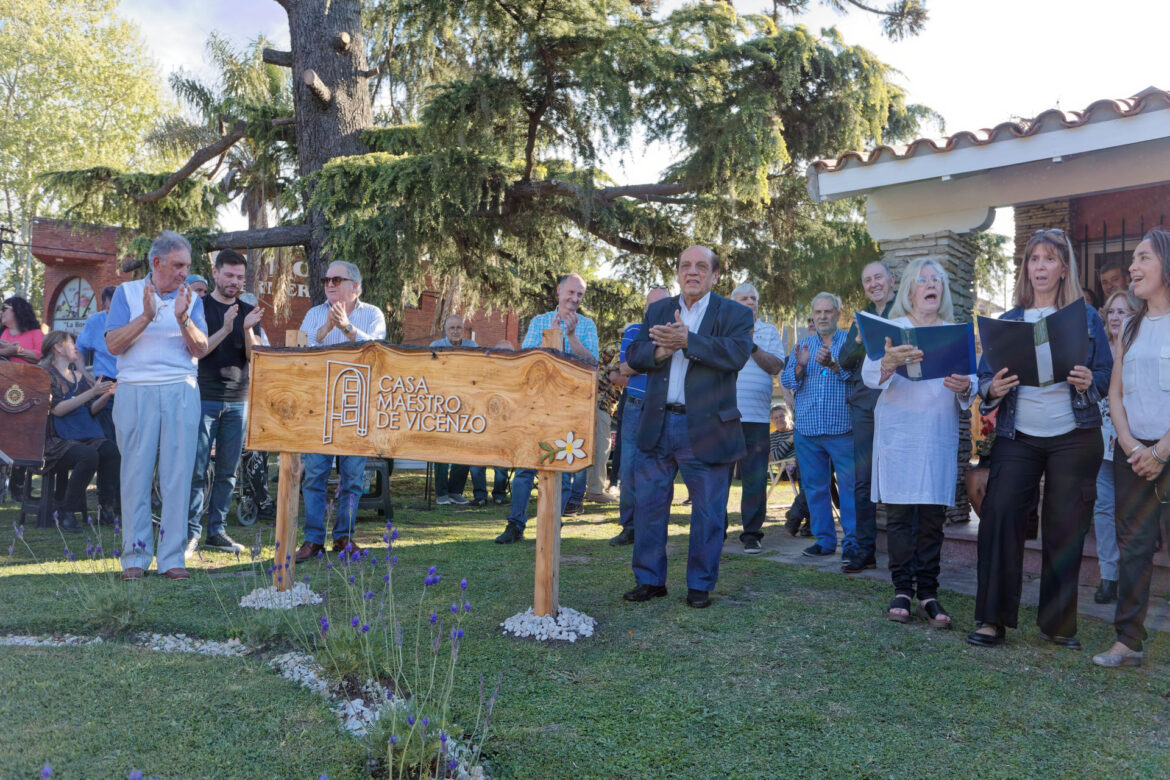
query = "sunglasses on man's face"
xmin=321 ymin=276 xmax=352 ymax=286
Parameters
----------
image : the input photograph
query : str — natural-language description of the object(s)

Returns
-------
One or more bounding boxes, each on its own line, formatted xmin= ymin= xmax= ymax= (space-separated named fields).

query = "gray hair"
xmin=731 ymin=282 xmax=759 ymax=299
xmin=149 ymin=230 xmax=192 ymax=262
xmin=889 ymin=257 xmax=955 ymax=323
xmin=862 ymin=260 xmax=893 ymax=279
xmin=329 ymin=260 xmax=362 ymax=289
xmin=810 ymin=291 xmax=841 ymax=312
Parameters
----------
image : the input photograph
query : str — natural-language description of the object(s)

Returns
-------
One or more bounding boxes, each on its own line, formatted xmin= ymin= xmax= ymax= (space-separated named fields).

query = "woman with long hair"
xmin=38 ymin=330 xmax=120 ymax=531
xmin=1091 ymin=290 xmax=1140 ymax=605
xmin=967 ymin=229 xmax=1112 ymax=649
xmin=1092 ymin=229 xmax=1170 ymax=668
xmin=0 ymin=296 xmax=43 ymax=363
xmin=863 ymin=258 xmax=976 ymax=628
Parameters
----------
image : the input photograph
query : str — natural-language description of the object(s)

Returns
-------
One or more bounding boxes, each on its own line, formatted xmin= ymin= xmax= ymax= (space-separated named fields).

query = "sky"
xmin=116 ymin=0 xmax=1170 ymax=244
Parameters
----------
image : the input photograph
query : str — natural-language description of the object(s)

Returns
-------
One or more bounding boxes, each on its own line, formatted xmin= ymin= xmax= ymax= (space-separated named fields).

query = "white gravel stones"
xmin=500 ymin=606 xmax=597 ymax=642
xmin=239 ymin=582 xmax=322 ymax=609
xmin=269 ymin=651 xmax=332 ymax=697
xmin=135 ymin=632 xmax=246 ymax=657
xmin=0 ymin=634 xmax=104 ymax=647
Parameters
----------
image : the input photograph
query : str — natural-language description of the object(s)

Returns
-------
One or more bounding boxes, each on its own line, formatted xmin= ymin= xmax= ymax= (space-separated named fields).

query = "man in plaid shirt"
xmin=779 ymin=291 xmax=857 ymax=564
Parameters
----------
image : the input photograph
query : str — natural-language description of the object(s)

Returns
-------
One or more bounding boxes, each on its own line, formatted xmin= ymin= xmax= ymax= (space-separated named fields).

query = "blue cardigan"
xmin=977 ymin=304 xmax=1112 ymax=439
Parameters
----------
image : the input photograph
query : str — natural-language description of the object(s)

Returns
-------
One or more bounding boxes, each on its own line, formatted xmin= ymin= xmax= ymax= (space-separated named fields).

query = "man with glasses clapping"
xmin=294 ymin=261 xmax=387 ymax=563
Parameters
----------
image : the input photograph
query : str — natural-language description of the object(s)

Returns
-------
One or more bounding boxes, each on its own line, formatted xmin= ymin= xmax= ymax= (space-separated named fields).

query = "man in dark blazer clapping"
xmin=622 ymin=246 xmax=754 ymax=608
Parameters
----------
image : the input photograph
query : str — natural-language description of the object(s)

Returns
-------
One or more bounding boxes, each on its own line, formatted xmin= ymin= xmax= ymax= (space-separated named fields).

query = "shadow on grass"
xmin=4 ymin=501 xmax=1170 ymax=779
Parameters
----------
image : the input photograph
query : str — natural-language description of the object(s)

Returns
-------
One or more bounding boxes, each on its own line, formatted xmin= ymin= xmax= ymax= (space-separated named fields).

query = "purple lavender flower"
xmin=460 ymin=578 xmax=468 ymax=591
xmin=320 ymin=616 xmax=329 ymax=635
xmin=275 ymin=540 xmax=280 ymax=549
xmin=326 ymin=562 xmax=333 ymax=571
xmin=370 ymin=555 xmax=377 ymax=564
xmin=351 ymin=615 xmax=360 ymax=628
xmin=391 ymin=555 xmax=397 ymax=564
xmin=390 ymin=734 xmax=398 ymax=744
xmin=430 ymin=612 xmax=438 ymax=625
xmin=316 ymin=549 xmax=324 ymax=559
xmin=451 ymin=603 xmax=458 ymax=614
xmin=449 ymin=759 xmax=458 ymax=771
xmin=390 ymin=529 xmax=398 ymax=541
xmin=129 ymin=771 xmax=143 ymax=780
xmin=464 ymin=602 xmax=471 ymax=613
xmin=303 ymin=576 xmax=310 ymax=585
xmin=113 ymin=548 xmax=121 ymax=557
xmin=383 ymin=573 xmax=390 ymax=583
xmin=348 ymin=575 xmax=355 ymax=584
xmin=95 ymin=545 xmax=102 ymax=556
xmin=350 ymin=550 xmax=360 ymax=562
xmin=361 ymin=624 xmax=370 ymax=633
xmin=41 ymin=762 xmax=52 ymax=777
xmin=422 ymin=717 xmax=430 ymax=727
xmin=440 ymin=730 xmax=447 ymax=744
xmin=158 ymin=528 xmax=164 ymax=537
xmin=407 ymin=715 xmax=415 ymax=726
xmin=385 ymin=521 xmax=392 ymax=530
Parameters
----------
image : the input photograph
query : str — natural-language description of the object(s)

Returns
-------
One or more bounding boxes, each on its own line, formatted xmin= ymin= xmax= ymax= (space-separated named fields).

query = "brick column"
xmin=877 ymin=230 xmax=978 ymax=523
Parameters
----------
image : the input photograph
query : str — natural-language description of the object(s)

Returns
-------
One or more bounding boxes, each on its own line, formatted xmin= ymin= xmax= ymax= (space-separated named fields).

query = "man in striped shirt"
xmin=293 ymin=261 xmax=387 ymax=563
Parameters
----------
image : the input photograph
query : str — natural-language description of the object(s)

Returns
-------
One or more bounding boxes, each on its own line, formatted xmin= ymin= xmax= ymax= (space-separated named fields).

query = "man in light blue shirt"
xmin=76 ymin=285 xmax=119 ymax=442
xmin=495 ymin=273 xmax=598 ymax=544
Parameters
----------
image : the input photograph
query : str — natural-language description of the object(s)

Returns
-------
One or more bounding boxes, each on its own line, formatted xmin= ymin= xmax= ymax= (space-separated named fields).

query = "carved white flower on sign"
xmin=539 ymin=431 xmax=587 ymax=465
xmin=554 ymin=432 xmax=586 ymax=464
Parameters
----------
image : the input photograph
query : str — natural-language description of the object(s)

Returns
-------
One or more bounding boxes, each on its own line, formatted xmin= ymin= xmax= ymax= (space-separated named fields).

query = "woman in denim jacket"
xmin=967 ymin=229 xmax=1112 ymax=649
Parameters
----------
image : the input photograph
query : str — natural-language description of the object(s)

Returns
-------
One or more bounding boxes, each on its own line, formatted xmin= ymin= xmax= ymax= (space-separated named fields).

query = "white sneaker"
xmin=184 ymin=537 xmax=199 ymax=559
xmin=436 ymin=495 xmax=454 ymax=505
xmin=448 ymin=494 xmax=469 ymax=505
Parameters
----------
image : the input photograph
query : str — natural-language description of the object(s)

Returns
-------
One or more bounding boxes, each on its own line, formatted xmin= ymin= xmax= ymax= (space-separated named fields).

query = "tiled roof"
xmin=810 ymin=87 xmax=1170 ymax=173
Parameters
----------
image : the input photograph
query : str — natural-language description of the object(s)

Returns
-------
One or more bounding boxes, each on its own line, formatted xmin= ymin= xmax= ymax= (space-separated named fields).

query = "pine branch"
xmin=131 ymin=120 xmax=248 ymax=203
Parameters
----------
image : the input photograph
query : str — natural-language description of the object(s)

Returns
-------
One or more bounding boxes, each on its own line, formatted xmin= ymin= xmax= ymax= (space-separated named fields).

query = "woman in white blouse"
xmin=863 ymin=258 xmax=976 ymax=628
xmin=1092 ymin=229 xmax=1170 ymax=668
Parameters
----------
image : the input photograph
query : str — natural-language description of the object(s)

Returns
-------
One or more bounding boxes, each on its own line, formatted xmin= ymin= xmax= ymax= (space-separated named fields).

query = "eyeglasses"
xmin=916 ymin=275 xmax=944 ymax=285
xmin=1032 ymin=228 xmax=1065 ymax=236
xmin=321 ymin=276 xmax=352 ymax=286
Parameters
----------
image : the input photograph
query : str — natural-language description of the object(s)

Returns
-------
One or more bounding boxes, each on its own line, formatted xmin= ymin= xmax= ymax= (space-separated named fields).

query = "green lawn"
xmin=2 ymin=473 xmax=1169 ymax=779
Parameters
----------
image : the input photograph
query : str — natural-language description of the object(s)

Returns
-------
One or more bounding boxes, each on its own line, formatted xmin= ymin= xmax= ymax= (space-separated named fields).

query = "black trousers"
xmin=975 ymin=427 xmax=1102 ymax=636
xmin=55 ymin=439 xmax=120 ymax=513
xmin=850 ymin=402 xmax=877 ymax=561
xmin=886 ymin=503 xmax=946 ymax=600
xmin=738 ymin=422 xmax=770 ymax=542
xmin=1113 ymin=441 xmax=1169 ymax=652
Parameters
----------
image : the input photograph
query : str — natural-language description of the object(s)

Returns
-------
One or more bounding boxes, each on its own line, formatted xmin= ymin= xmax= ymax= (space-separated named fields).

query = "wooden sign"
xmin=0 ymin=362 xmax=51 ymax=465
xmin=245 ymin=342 xmax=597 ymax=471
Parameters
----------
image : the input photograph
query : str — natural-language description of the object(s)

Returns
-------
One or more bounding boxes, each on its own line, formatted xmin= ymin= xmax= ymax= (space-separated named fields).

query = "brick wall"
xmin=1012 ymin=199 xmax=1073 ymax=268
xmin=31 ymin=218 xmax=126 ymax=330
xmin=400 ymin=290 xmax=520 ymax=347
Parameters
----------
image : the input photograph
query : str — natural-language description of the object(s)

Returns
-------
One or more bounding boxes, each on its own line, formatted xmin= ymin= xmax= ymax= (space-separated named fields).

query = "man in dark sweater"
xmin=186 ymin=250 xmax=265 ymax=555
xmin=837 ymin=260 xmax=896 ymax=573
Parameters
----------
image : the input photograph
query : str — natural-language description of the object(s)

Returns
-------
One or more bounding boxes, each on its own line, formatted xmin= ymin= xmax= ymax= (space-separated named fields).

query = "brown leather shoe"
xmin=295 ymin=541 xmax=325 ymax=563
xmin=120 ymin=567 xmax=144 ymax=581
xmin=332 ymin=536 xmax=360 ymax=554
xmin=162 ymin=567 xmax=190 ymax=580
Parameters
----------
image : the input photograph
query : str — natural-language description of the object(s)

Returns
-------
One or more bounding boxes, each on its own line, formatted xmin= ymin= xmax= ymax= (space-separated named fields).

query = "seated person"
xmin=40 ymin=331 xmax=120 ymax=530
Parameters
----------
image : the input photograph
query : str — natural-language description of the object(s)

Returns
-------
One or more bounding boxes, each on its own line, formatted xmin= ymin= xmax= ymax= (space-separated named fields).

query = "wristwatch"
xmin=342 ymin=323 xmax=354 ymax=335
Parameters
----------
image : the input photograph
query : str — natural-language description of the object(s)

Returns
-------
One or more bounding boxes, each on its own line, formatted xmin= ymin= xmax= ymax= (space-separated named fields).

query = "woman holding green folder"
xmin=968 ymin=229 xmax=1111 ymax=649
xmin=863 ymin=257 xmax=976 ymax=627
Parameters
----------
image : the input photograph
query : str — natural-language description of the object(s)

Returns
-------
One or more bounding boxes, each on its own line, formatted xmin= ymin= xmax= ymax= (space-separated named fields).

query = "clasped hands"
xmin=795 ymin=341 xmax=837 ymax=372
xmin=649 ymin=310 xmax=688 ymax=356
xmin=881 ymin=337 xmax=970 ymax=393
xmin=326 ymin=301 xmax=352 ymax=333
xmin=986 ymin=364 xmax=1092 ymax=400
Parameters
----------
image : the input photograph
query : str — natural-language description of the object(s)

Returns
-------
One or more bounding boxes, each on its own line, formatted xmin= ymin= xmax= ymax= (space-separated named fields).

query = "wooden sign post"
xmin=246 ymin=339 xmax=596 ymax=617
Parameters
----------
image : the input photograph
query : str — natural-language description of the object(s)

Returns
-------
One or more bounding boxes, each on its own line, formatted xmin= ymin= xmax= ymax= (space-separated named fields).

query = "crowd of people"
xmin=2 ymin=226 xmax=1167 ymax=668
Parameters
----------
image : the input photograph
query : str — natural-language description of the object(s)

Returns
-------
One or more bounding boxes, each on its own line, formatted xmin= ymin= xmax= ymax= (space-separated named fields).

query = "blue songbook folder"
xmin=855 ymin=311 xmax=976 ymax=381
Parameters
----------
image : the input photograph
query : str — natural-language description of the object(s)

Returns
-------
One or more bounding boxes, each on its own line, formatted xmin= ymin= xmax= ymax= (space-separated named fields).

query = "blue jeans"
xmin=632 ymin=412 xmax=732 ymax=592
xmin=188 ymin=400 xmax=247 ymax=540
xmin=471 ymin=467 xmax=511 ymax=502
xmin=302 ymin=453 xmax=365 ymax=545
xmin=506 ymin=468 xmax=574 ymax=530
xmin=1093 ymin=458 xmax=1118 ymax=581
xmin=793 ymin=431 xmax=857 ymax=556
xmin=617 ymin=401 xmax=643 ymax=528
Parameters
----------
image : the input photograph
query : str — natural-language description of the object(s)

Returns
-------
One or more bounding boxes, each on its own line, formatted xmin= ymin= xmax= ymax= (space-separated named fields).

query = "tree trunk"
xmin=283 ymin=0 xmax=375 ymax=306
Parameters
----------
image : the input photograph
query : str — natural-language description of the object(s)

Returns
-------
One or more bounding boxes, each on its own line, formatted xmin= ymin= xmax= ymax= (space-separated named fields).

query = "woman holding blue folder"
xmin=862 ymin=258 xmax=976 ymax=627
xmin=968 ymin=229 xmax=1111 ymax=649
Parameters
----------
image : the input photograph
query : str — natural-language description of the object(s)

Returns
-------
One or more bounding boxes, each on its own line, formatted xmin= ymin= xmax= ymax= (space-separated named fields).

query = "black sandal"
xmin=887 ymin=594 xmax=913 ymax=624
xmin=917 ymin=598 xmax=953 ymax=629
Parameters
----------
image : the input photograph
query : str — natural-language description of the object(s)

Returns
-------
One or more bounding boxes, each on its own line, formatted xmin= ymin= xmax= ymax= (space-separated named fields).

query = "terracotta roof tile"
xmin=810 ymin=87 xmax=1170 ymax=173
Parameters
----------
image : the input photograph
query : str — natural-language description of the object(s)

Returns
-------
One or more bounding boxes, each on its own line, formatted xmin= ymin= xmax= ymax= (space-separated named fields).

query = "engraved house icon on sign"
xmin=323 ymin=360 xmax=371 ymax=444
